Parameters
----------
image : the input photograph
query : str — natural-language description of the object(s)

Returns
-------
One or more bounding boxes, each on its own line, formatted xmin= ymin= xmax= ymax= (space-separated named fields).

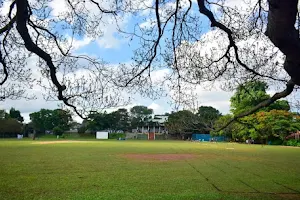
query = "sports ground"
xmin=0 ymin=139 xmax=300 ymax=200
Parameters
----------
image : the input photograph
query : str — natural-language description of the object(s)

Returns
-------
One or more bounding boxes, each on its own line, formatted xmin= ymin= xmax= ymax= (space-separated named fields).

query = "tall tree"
xmin=52 ymin=109 xmax=73 ymax=131
xmin=87 ymin=109 xmax=130 ymax=132
xmin=231 ymin=110 xmax=300 ymax=143
xmin=130 ymin=106 xmax=153 ymax=128
xmin=0 ymin=118 xmax=22 ymax=137
xmin=109 ymin=108 xmax=130 ymax=132
xmin=166 ymin=110 xmax=200 ymax=136
xmin=212 ymin=114 xmax=244 ymax=141
xmin=230 ymin=81 xmax=290 ymax=115
xmin=30 ymin=109 xmax=72 ymax=133
xmin=0 ymin=0 xmax=300 ymax=123
xmin=197 ymin=106 xmax=222 ymax=133
xmin=0 ymin=110 xmax=8 ymax=119
xmin=9 ymin=107 xmax=24 ymax=122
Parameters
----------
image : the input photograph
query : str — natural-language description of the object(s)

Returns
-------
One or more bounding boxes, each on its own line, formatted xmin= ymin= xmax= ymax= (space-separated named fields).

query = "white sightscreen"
xmin=96 ymin=131 xmax=108 ymax=139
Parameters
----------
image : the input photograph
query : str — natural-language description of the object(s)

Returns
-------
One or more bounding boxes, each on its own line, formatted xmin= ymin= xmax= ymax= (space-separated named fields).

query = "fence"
xmin=192 ymin=134 xmax=225 ymax=141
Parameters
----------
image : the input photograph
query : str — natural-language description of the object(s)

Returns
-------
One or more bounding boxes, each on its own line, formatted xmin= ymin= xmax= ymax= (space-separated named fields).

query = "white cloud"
xmin=47 ymin=0 xmax=129 ymax=49
xmin=139 ymin=19 xmax=156 ymax=29
xmin=148 ymin=102 xmax=160 ymax=111
xmin=70 ymin=37 xmax=93 ymax=51
xmin=193 ymin=88 xmax=233 ymax=114
xmin=0 ymin=0 xmax=14 ymax=15
xmin=0 ymin=97 xmax=62 ymax=123
xmin=151 ymin=68 xmax=170 ymax=84
xmin=48 ymin=0 xmax=68 ymax=16
xmin=96 ymin=25 xmax=122 ymax=49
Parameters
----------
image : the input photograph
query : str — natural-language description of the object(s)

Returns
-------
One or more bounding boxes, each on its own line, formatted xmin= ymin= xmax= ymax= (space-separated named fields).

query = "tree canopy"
xmin=86 ymin=106 xmax=154 ymax=132
xmin=87 ymin=108 xmax=131 ymax=132
xmin=0 ymin=108 xmax=24 ymax=137
xmin=166 ymin=110 xmax=197 ymax=135
xmin=213 ymin=80 xmax=300 ymax=143
xmin=166 ymin=106 xmax=221 ymax=135
xmin=0 ymin=118 xmax=22 ymax=136
xmin=0 ymin=0 xmax=299 ymax=121
xmin=197 ymin=106 xmax=222 ymax=132
xmin=230 ymin=81 xmax=290 ymax=115
xmin=130 ymin=106 xmax=153 ymax=128
xmin=0 ymin=109 xmax=9 ymax=119
xmin=9 ymin=107 xmax=24 ymax=122
xmin=29 ymin=109 xmax=72 ymax=133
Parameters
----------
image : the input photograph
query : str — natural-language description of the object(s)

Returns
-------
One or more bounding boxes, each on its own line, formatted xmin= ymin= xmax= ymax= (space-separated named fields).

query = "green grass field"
xmin=0 ymin=139 xmax=300 ymax=200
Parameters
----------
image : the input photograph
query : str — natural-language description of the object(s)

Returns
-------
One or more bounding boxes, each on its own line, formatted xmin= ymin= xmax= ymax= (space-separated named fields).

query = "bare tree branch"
xmin=89 ymin=0 xmax=117 ymax=14
xmin=15 ymin=0 xmax=87 ymax=118
xmin=197 ymin=0 xmax=286 ymax=83
xmin=0 ymin=48 xmax=8 ymax=85
xmin=0 ymin=16 xmax=16 ymax=35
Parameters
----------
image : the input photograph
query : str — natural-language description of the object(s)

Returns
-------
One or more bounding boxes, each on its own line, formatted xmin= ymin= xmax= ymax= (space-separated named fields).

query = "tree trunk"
xmin=266 ymin=0 xmax=300 ymax=85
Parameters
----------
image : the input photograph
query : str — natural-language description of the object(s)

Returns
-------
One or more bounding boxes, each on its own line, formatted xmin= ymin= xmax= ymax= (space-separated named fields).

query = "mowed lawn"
xmin=0 ymin=140 xmax=300 ymax=200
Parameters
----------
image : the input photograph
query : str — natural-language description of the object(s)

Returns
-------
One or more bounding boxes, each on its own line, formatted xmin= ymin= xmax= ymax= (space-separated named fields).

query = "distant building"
xmin=133 ymin=115 xmax=168 ymax=134
xmin=152 ymin=115 xmax=168 ymax=124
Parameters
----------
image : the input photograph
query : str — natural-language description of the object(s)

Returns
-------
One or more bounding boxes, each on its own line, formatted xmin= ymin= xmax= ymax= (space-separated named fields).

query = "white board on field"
xmin=96 ymin=131 xmax=108 ymax=139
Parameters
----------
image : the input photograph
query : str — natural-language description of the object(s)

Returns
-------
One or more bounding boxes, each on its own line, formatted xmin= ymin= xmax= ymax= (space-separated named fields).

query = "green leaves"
xmin=9 ymin=108 xmax=24 ymax=122
xmin=130 ymin=106 xmax=153 ymax=128
xmin=166 ymin=106 xmax=222 ymax=135
xmin=29 ymin=109 xmax=72 ymax=133
xmin=215 ymin=80 xmax=297 ymax=142
xmin=230 ymin=81 xmax=290 ymax=115
xmin=87 ymin=108 xmax=131 ymax=132
xmin=218 ymin=110 xmax=300 ymax=141
xmin=0 ymin=118 xmax=22 ymax=135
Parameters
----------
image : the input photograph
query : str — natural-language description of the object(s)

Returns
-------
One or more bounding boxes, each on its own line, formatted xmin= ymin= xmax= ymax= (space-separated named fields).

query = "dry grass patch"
xmin=32 ymin=140 xmax=87 ymax=145
xmin=123 ymin=153 xmax=197 ymax=161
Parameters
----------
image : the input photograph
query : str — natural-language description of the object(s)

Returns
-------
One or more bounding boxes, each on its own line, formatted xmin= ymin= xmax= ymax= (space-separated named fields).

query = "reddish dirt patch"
xmin=123 ymin=154 xmax=196 ymax=161
xmin=278 ymin=193 xmax=300 ymax=200
xmin=32 ymin=140 xmax=86 ymax=145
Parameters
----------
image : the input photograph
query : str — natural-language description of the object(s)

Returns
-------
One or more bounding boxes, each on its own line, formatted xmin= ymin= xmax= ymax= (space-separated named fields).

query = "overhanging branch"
xmin=15 ymin=0 xmax=86 ymax=119
xmin=197 ymin=0 xmax=286 ymax=83
xmin=216 ymin=79 xmax=295 ymax=131
xmin=0 ymin=48 xmax=8 ymax=85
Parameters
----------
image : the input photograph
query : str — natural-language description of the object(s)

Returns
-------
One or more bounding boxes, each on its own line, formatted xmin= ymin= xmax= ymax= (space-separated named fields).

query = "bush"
xmin=78 ymin=126 xmax=87 ymax=134
xmin=53 ymin=127 xmax=64 ymax=136
xmin=270 ymin=139 xmax=283 ymax=145
xmin=286 ymin=139 xmax=299 ymax=147
xmin=109 ymin=133 xmax=125 ymax=139
xmin=282 ymin=140 xmax=287 ymax=146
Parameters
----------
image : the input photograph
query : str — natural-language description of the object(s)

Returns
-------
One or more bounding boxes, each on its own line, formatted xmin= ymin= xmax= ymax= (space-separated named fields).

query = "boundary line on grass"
xmin=239 ymin=180 xmax=260 ymax=193
xmin=273 ymin=181 xmax=300 ymax=193
xmin=170 ymin=143 xmax=300 ymax=196
xmin=171 ymin=144 xmax=223 ymax=192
